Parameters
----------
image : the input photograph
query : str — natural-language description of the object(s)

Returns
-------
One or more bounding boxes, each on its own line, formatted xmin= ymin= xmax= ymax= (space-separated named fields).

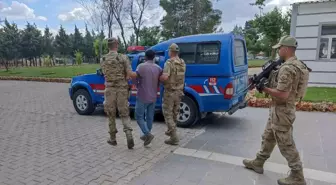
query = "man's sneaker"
xmin=144 ymin=134 xmax=154 ymax=146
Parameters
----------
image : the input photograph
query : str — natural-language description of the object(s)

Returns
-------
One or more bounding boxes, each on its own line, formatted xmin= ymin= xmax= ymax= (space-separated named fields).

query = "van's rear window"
xmin=177 ymin=42 xmax=220 ymax=64
xmin=234 ymin=40 xmax=246 ymax=66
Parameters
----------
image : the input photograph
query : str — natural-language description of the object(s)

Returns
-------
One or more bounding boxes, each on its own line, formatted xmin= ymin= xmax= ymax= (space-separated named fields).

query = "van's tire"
xmin=73 ymin=89 xmax=96 ymax=115
xmin=177 ymin=96 xmax=199 ymax=128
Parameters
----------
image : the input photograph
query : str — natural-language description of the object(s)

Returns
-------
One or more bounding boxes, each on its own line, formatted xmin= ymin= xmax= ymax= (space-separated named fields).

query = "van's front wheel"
xmin=177 ymin=96 xmax=199 ymax=128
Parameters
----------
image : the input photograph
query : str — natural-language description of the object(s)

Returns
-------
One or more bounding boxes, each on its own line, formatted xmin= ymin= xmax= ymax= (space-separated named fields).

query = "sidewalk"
xmin=128 ymin=151 xmax=333 ymax=185
xmin=128 ymin=108 xmax=336 ymax=185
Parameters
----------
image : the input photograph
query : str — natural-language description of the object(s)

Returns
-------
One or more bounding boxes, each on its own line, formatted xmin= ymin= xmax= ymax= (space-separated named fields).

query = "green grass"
xmin=248 ymin=59 xmax=266 ymax=68
xmin=0 ymin=64 xmax=101 ymax=78
xmin=255 ymin=87 xmax=336 ymax=103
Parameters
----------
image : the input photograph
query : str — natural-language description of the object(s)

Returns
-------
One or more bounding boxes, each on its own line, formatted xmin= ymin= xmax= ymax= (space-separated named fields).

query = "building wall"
xmin=291 ymin=1 xmax=336 ymax=87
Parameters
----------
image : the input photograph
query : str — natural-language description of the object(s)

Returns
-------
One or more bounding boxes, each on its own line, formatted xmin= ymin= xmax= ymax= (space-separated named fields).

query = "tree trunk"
xmin=271 ymin=49 xmax=276 ymax=60
xmin=4 ymin=60 xmax=9 ymax=72
xmin=99 ymin=37 xmax=103 ymax=61
xmin=25 ymin=58 xmax=28 ymax=67
xmin=39 ymin=57 xmax=42 ymax=66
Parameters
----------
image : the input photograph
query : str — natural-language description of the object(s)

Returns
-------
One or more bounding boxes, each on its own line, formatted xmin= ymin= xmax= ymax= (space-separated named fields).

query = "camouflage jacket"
xmin=100 ymin=51 xmax=132 ymax=88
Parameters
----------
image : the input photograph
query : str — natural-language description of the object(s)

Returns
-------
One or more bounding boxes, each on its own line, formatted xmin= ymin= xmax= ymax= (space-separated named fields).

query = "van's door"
xmin=231 ymin=38 xmax=249 ymax=104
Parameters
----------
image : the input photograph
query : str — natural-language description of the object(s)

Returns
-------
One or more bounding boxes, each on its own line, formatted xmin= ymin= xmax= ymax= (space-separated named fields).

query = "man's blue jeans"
xmin=135 ymin=97 xmax=155 ymax=136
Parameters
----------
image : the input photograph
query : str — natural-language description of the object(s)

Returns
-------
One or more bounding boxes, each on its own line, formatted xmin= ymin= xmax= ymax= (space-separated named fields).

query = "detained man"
xmin=135 ymin=49 xmax=162 ymax=146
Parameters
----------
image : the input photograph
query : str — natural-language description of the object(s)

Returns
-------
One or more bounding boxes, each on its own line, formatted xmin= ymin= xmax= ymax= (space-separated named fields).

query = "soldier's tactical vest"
xmin=101 ymin=53 xmax=128 ymax=87
xmin=287 ymin=60 xmax=311 ymax=101
xmin=164 ymin=58 xmax=186 ymax=91
xmin=268 ymin=59 xmax=310 ymax=102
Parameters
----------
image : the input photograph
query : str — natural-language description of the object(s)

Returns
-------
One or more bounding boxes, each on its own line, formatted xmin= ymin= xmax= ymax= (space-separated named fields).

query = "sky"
xmin=0 ymin=0 xmax=316 ymax=40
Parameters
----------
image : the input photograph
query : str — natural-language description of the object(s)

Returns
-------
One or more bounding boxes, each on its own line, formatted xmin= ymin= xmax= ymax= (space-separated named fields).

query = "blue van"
xmin=129 ymin=32 xmax=249 ymax=127
xmin=69 ymin=32 xmax=249 ymax=128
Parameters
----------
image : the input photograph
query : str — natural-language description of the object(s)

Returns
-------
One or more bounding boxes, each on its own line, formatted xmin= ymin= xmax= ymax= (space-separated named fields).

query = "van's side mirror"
xmin=97 ymin=68 xmax=103 ymax=76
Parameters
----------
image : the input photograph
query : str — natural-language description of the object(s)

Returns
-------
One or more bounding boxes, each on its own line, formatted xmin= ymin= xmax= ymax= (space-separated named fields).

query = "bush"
xmin=43 ymin=55 xmax=52 ymax=67
xmin=75 ymin=51 xmax=83 ymax=65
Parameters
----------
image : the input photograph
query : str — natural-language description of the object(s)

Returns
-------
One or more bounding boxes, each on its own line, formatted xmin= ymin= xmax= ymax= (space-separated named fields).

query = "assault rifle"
xmin=245 ymin=58 xmax=284 ymax=92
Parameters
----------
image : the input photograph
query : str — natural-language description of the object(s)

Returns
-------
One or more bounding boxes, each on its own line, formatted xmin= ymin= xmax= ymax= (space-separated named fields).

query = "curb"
xmin=0 ymin=76 xmax=71 ymax=83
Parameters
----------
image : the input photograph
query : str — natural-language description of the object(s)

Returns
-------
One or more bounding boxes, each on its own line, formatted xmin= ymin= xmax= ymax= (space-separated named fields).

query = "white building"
xmin=290 ymin=0 xmax=336 ymax=87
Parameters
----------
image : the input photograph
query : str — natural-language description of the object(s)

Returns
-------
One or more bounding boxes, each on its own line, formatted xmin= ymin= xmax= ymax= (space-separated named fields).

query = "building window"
xmin=318 ymin=24 xmax=336 ymax=60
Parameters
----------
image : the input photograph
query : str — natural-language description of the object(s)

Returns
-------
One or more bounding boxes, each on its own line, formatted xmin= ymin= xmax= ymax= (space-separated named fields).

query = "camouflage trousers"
xmin=104 ymin=87 xmax=132 ymax=136
xmin=162 ymin=90 xmax=183 ymax=135
xmin=256 ymin=106 xmax=303 ymax=171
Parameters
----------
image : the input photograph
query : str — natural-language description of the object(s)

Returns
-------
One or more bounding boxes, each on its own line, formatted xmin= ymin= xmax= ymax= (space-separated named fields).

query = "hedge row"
xmin=246 ymin=90 xmax=336 ymax=112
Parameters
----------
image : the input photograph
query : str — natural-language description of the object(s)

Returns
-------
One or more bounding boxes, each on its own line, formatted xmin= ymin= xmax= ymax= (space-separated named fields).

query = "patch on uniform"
xmin=279 ymin=73 xmax=288 ymax=82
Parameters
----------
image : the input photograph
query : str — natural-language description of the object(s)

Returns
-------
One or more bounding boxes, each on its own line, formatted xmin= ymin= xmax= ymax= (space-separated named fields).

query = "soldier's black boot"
xmin=277 ymin=169 xmax=306 ymax=185
xmin=243 ymin=157 xmax=266 ymax=174
xmin=125 ymin=131 xmax=134 ymax=149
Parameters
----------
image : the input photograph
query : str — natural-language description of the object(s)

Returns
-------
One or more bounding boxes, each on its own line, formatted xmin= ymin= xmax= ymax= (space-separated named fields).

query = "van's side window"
xmin=178 ymin=42 xmax=220 ymax=64
xmin=179 ymin=43 xmax=197 ymax=64
xmin=196 ymin=43 xmax=220 ymax=64
xmin=234 ymin=40 xmax=246 ymax=66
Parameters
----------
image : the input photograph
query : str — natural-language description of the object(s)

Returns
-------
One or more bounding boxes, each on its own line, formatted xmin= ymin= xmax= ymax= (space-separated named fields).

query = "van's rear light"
xmin=224 ymin=82 xmax=234 ymax=99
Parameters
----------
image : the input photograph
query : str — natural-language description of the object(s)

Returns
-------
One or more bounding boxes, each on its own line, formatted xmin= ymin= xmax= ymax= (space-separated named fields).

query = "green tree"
xmin=128 ymin=34 xmax=136 ymax=46
xmin=83 ymin=24 xmax=95 ymax=62
xmin=1 ymin=19 xmax=21 ymax=70
xmin=20 ymin=22 xmax=43 ymax=66
xmin=253 ymin=7 xmax=290 ymax=59
xmin=231 ymin=25 xmax=244 ymax=35
xmin=139 ymin=26 xmax=161 ymax=46
xmin=42 ymin=26 xmax=55 ymax=62
xmin=75 ymin=50 xmax=83 ymax=65
xmin=72 ymin=25 xmax=84 ymax=56
xmin=244 ymin=20 xmax=261 ymax=57
xmin=54 ymin=25 xmax=71 ymax=58
xmin=160 ymin=0 xmax=222 ymax=39
xmin=94 ymin=39 xmax=108 ymax=57
xmin=283 ymin=8 xmax=292 ymax=35
xmin=117 ymin=36 xmax=126 ymax=53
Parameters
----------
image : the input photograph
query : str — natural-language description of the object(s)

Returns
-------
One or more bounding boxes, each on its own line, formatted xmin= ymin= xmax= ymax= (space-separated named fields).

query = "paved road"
xmin=129 ymin=108 xmax=336 ymax=185
xmin=0 ymin=81 xmax=204 ymax=185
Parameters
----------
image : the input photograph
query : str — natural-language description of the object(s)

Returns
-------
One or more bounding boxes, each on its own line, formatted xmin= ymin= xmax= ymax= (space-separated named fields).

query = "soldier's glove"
xmin=256 ymin=78 xmax=268 ymax=93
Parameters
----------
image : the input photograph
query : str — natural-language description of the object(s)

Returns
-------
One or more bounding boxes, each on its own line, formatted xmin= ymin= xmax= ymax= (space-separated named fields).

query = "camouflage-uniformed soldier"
xmin=100 ymin=37 xmax=137 ymax=149
xmin=160 ymin=43 xmax=186 ymax=145
xmin=243 ymin=35 xmax=311 ymax=185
